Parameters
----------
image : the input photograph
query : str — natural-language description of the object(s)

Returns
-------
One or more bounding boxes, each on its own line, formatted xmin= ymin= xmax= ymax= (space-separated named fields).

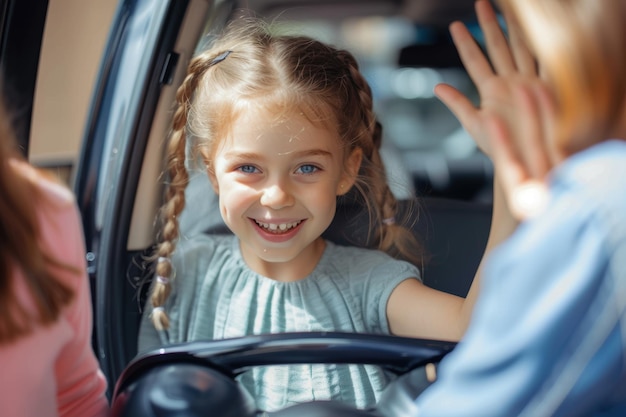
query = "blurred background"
xmin=30 ymin=0 xmax=492 ymax=202
xmin=29 ymin=0 xmax=117 ymax=183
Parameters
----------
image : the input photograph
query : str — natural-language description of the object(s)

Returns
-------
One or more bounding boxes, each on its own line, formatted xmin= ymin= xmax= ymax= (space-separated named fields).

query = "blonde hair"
xmin=150 ymin=17 xmax=425 ymax=330
xmin=0 ymin=95 xmax=75 ymax=344
xmin=500 ymin=0 xmax=626 ymax=155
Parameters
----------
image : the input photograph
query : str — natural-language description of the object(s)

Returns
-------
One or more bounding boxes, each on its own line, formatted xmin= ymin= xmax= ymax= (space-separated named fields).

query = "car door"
xmin=73 ymin=0 xmax=235 ymax=396
xmin=0 ymin=0 xmax=125 ymax=397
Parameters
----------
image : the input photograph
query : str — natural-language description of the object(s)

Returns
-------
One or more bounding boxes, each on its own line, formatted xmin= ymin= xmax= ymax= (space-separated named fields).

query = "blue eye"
xmin=296 ymin=164 xmax=319 ymax=175
xmin=238 ymin=165 xmax=259 ymax=174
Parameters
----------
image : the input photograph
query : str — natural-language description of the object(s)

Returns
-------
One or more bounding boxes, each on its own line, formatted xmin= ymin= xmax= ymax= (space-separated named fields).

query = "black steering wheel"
xmin=111 ymin=332 xmax=456 ymax=417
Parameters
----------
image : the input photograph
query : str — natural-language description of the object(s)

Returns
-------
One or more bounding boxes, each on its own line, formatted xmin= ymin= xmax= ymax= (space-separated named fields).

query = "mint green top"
xmin=138 ymin=234 xmax=421 ymax=412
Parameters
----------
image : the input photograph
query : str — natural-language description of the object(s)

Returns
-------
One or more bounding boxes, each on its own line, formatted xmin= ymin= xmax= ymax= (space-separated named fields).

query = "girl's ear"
xmin=337 ymin=147 xmax=362 ymax=196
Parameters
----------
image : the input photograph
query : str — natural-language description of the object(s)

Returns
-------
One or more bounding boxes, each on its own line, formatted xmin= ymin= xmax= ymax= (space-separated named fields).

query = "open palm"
xmin=438 ymin=0 xmax=560 ymax=221
xmin=435 ymin=0 xmax=538 ymax=157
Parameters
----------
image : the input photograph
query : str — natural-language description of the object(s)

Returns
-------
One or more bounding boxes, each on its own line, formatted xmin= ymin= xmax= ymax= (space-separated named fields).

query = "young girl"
xmin=138 ymin=15 xmax=511 ymax=412
xmin=0 ymin=96 xmax=109 ymax=415
xmin=411 ymin=0 xmax=626 ymax=415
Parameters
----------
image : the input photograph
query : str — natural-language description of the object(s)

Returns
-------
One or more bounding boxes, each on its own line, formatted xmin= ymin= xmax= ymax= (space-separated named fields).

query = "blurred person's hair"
xmin=0 ymin=90 xmax=76 ymax=344
xmin=500 ymin=0 xmax=626 ymax=155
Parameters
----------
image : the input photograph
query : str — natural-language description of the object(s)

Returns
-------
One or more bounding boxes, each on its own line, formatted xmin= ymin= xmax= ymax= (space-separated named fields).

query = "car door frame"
xmin=73 ymin=0 xmax=195 ymax=395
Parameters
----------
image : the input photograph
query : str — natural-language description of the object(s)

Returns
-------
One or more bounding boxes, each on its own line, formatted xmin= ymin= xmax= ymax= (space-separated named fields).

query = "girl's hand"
xmin=434 ymin=0 xmax=538 ymax=156
xmin=486 ymin=80 xmax=559 ymax=221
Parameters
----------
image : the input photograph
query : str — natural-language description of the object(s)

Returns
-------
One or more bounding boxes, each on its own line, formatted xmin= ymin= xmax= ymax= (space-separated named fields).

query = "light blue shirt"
xmin=138 ymin=235 xmax=421 ymax=412
xmin=412 ymin=140 xmax=626 ymax=417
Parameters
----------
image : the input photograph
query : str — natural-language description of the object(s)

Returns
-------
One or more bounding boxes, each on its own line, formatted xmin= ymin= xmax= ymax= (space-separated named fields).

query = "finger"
xmin=515 ymin=84 xmax=551 ymax=179
xmin=449 ymin=20 xmax=495 ymax=86
xmin=533 ymin=83 xmax=562 ymax=166
xmin=487 ymin=113 xmax=526 ymax=192
xmin=475 ymin=0 xmax=516 ymax=75
xmin=502 ymin=8 xmax=538 ymax=76
xmin=434 ymin=83 xmax=480 ymax=137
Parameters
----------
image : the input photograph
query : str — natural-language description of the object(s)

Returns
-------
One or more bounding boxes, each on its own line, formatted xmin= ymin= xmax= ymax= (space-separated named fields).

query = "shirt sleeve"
xmin=411 ymin=198 xmax=625 ymax=416
xmin=352 ymin=250 xmax=421 ymax=334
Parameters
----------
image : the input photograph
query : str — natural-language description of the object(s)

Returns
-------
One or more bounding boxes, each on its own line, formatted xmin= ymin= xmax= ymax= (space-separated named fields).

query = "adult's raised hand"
xmin=434 ymin=0 xmax=538 ymax=157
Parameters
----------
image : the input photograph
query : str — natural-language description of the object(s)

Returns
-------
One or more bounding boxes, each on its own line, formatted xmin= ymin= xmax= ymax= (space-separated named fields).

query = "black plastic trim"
xmin=0 ymin=0 xmax=48 ymax=155
xmin=74 ymin=0 xmax=190 ymax=396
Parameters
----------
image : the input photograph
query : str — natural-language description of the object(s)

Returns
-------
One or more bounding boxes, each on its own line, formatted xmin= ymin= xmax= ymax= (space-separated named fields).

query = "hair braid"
xmin=150 ymin=52 xmax=226 ymax=331
xmin=339 ymin=51 xmax=426 ymax=267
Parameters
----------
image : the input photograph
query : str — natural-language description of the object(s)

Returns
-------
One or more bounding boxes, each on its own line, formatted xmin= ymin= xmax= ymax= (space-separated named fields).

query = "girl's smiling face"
xmin=209 ymin=106 xmax=361 ymax=281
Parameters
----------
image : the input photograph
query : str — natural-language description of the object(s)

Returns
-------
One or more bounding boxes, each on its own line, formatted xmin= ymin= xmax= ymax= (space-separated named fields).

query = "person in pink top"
xmin=0 ymin=96 xmax=109 ymax=416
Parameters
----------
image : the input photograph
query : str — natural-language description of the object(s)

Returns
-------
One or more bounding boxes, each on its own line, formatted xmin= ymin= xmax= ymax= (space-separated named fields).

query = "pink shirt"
xmin=0 ymin=162 xmax=109 ymax=417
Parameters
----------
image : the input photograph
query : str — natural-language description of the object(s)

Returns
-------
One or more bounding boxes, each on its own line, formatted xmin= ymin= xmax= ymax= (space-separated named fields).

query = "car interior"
xmin=56 ymin=0 xmax=497 ymax=413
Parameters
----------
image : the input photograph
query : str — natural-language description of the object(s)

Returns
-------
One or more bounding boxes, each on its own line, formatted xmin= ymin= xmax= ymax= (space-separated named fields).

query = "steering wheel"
xmin=110 ymin=332 xmax=455 ymax=417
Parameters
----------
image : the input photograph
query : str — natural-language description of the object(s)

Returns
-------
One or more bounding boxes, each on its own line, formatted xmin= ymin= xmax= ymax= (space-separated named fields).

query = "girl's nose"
xmin=260 ymin=183 xmax=295 ymax=209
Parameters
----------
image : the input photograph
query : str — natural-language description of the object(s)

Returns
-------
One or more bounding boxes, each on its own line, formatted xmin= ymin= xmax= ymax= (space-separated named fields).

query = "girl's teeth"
xmin=256 ymin=220 xmax=301 ymax=232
